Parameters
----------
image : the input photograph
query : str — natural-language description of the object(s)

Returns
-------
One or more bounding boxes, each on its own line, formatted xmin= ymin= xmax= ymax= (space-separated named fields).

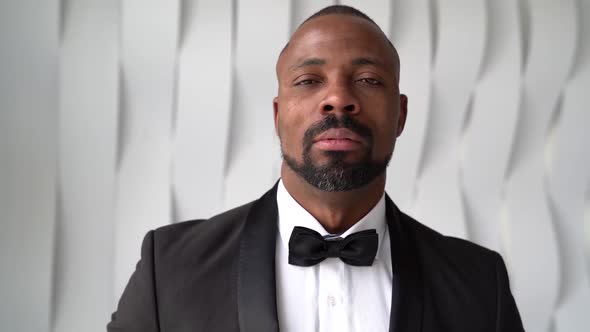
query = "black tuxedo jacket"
xmin=107 ymin=184 xmax=524 ymax=331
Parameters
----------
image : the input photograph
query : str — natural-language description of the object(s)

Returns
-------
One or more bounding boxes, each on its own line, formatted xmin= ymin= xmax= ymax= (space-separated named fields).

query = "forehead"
xmin=277 ymin=15 xmax=397 ymax=75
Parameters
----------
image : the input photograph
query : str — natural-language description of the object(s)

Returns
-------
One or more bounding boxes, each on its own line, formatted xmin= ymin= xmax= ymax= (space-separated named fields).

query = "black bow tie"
xmin=288 ymin=226 xmax=379 ymax=267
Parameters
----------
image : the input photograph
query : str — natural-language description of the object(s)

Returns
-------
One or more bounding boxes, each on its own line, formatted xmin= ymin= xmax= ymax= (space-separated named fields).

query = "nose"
xmin=319 ymin=81 xmax=360 ymax=115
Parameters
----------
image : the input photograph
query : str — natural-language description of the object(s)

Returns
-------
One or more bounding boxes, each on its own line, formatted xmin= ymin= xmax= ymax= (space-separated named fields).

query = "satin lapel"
xmin=237 ymin=183 xmax=280 ymax=332
xmin=386 ymin=195 xmax=424 ymax=332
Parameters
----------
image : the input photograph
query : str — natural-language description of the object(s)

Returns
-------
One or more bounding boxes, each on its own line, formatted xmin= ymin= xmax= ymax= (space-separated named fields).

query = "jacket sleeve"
xmin=494 ymin=252 xmax=525 ymax=332
xmin=107 ymin=230 xmax=160 ymax=332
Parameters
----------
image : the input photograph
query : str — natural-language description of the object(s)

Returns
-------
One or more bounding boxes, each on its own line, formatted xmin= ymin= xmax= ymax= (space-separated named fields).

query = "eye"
xmin=294 ymin=78 xmax=321 ymax=86
xmin=357 ymin=77 xmax=383 ymax=86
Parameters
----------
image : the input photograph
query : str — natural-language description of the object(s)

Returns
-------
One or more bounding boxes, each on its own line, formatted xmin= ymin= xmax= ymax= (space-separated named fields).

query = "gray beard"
xmin=280 ymin=113 xmax=391 ymax=191
xmin=282 ymin=149 xmax=391 ymax=192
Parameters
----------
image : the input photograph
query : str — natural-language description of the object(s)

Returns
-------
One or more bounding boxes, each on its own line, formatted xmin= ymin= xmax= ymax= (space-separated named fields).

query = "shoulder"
xmin=400 ymin=212 xmax=496 ymax=259
xmin=397 ymin=210 xmax=504 ymax=290
xmin=149 ymin=201 xmax=256 ymax=258
xmin=155 ymin=200 xmax=255 ymax=237
xmin=397 ymin=211 xmax=524 ymax=330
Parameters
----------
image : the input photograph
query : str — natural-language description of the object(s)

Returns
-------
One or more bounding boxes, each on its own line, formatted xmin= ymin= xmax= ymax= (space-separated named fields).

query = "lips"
xmin=313 ymin=128 xmax=367 ymax=151
xmin=314 ymin=128 xmax=366 ymax=143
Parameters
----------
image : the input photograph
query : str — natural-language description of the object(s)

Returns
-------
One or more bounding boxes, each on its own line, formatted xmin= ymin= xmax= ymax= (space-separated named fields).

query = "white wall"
xmin=1 ymin=1 xmax=589 ymax=331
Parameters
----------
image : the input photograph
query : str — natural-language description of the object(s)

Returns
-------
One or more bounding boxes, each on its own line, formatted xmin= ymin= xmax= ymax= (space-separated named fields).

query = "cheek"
xmin=277 ymin=101 xmax=310 ymax=152
xmin=370 ymin=108 xmax=399 ymax=154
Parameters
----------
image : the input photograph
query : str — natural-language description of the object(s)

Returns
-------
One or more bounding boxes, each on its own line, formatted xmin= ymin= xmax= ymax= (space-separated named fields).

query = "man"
xmin=108 ymin=5 xmax=524 ymax=332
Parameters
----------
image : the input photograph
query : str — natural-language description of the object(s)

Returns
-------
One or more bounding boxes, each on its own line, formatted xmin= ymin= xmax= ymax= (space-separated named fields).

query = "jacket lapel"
xmin=386 ymin=195 xmax=424 ymax=332
xmin=237 ymin=183 xmax=280 ymax=332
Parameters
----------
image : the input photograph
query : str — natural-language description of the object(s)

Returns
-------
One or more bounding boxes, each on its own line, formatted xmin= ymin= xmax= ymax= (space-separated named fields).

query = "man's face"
xmin=274 ymin=14 xmax=407 ymax=191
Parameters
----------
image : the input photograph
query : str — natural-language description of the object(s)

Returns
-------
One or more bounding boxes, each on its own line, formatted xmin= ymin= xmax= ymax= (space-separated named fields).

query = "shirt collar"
xmin=276 ymin=179 xmax=388 ymax=261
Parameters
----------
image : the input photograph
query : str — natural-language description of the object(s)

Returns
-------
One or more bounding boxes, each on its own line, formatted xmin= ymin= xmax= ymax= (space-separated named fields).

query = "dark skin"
xmin=274 ymin=14 xmax=408 ymax=234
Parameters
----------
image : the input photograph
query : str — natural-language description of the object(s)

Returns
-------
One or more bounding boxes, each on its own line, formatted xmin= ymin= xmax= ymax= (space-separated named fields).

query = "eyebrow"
xmin=290 ymin=58 xmax=326 ymax=71
xmin=289 ymin=57 xmax=386 ymax=72
xmin=351 ymin=57 xmax=383 ymax=67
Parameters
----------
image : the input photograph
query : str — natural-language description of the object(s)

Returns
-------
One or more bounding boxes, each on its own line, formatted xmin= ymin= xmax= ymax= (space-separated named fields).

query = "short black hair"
xmin=301 ymin=5 xmax=380 ymax=29
xmin=282 ymin=5 xmax=391 ymax=54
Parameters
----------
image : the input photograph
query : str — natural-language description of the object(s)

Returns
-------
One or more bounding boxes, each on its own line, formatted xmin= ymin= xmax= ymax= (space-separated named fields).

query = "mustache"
xmin=302 ymin=114 xmax=373 ymax=150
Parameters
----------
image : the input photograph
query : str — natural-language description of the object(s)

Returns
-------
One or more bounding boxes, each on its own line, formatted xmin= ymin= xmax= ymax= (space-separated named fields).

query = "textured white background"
xmin=1 ymin=1 xmax=589 ymax=331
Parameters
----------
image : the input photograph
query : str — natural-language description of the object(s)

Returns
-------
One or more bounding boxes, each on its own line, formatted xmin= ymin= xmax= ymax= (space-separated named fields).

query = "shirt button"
xmin=327 ymin=295 xmax=336 ymax=307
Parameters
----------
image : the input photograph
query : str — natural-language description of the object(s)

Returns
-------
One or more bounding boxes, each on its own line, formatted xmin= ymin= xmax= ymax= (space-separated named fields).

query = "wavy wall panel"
xmin=113 ymin=0 xmax=179 ymax=299
xmin=53 ymin=2 xmax=119 ymax=331
xmin=413 ymin=0 xmax=486 ymax=239
xmin=461 ymin=0 xmax=521 ymax=252
xmin=386 ymin=0 xmax=432 ymax=212
xmin=290 ymin=0 xmax=335 ymax=32
xmin=341 ymin=0 xmax=391 ymax=36
xmin=551 ymin=1 xmax=590 ymax=330
xmin=504 ymin=1 xmax=578 ymax=331
xmin=0 ymin=2 xmax=59 ymax=332
xmin=172 ymin=0 xmax=233 ymax=221
xmin=3 ymin=2 xmax=590 ymax=331
xmin=223 ymin=0 xmax=290 ymax=210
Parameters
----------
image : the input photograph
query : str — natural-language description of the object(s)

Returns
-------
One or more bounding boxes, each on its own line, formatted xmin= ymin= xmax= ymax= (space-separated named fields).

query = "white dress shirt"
xmin=275 ymin=180 xmax=393 ymax=332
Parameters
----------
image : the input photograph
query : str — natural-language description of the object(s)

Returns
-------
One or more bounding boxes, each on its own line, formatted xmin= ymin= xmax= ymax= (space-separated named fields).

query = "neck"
xmin=280 ymin=162 xmax=385 ymax=234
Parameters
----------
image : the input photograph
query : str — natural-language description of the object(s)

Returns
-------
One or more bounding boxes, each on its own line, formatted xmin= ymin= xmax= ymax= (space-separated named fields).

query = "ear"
xmin=273 ymin=96 xmax=280 ymax=135
xmin=396 ymin=94 xmax=408 ymax=137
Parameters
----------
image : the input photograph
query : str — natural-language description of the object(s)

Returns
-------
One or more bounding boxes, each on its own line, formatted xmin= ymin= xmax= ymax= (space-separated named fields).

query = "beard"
xmin=281 ymin=114 xmax=392 ymax=192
